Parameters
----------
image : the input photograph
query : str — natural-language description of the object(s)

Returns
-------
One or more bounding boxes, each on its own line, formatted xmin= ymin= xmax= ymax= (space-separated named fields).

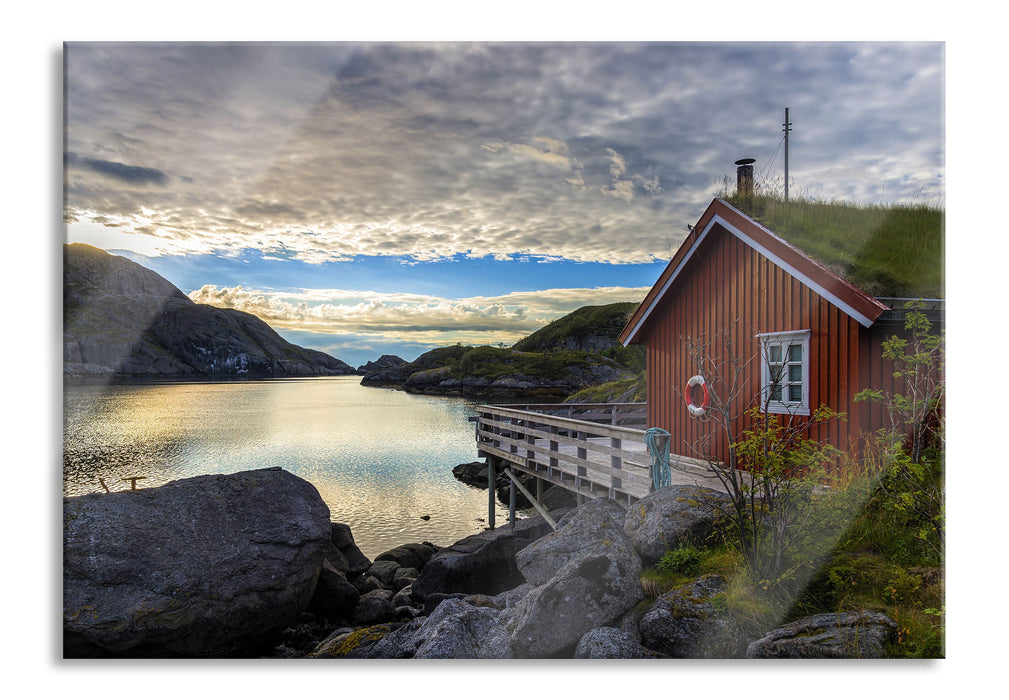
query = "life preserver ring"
xmin=684 ymin=375 xmax=710 ymax=417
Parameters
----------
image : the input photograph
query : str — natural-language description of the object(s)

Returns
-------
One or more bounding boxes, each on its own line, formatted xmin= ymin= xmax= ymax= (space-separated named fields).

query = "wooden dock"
xmin=473 ymin=403 xmax=718 ymax=521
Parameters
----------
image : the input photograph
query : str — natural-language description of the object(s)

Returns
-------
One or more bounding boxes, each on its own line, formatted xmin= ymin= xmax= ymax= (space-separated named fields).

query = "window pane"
xmin=788 ymin=364 xmax=802 ymax=382
xmin=787 ymin=344 xmax=803 ymax=362
xmin=769 ymin=364 xmax=782 ymax=383
xmin=789 ymin=384 xmax=803 ymax=402
xmin=769 ymin=345 xmax=781 ymax=363
xmin=771 ymin=386 xmax=782 ymax=401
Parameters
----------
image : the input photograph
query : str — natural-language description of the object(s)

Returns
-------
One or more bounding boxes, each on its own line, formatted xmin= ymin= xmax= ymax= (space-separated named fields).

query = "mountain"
xmin=63 ymin=243 xmax=356 ymax=378
xmin=512 ymin=302 xmax=639 ymax=354
xmin=360 ymin=302 xmax=645 ymax=400
xmin=355 ymin=354 xmax=407 ymax=375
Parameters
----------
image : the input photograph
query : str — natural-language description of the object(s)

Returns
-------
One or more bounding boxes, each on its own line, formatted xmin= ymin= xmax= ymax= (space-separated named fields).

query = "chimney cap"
xmin=734 ymin=158 xmax=756 ymax=166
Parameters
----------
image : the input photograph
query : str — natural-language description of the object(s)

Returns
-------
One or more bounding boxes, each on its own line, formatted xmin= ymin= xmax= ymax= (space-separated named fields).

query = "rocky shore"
xmin=63 ymin=467 xmax=898 ymax=659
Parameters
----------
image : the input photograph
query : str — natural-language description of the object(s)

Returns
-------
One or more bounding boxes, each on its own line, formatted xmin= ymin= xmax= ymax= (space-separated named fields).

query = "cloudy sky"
xmin=63 ymin=41 xmax=944 ymax=367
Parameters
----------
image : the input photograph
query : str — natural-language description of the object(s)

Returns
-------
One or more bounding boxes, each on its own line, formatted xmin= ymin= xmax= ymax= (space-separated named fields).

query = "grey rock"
xmin=746 ymin=611 xmax=898 ymax=658
xmin=623 ymin=485 xmax=731 ymax=567
xmin=413 ymin=599 xmax=514 ymax=659
xmin=63 ymin=467 xmax=331 ymax=657
xmin=352 ymin=594 xmax=396 ymax=626
xmin=411 ymin=514 xmax=555 ymax=601
xmin=504 ymin=552 xmax=644 ymax=658
xmin=541 ymin=484 xmax=578 ymax=511
xmin=392 ymin=567 xmax=420 ymax=592
xmin=307 ymin=623 xmax=405 ymax=658
xmin=327 ymin=523 xmax=371 ymax=577
xmin=366 ymin=560 xmax=400 ymax=587
xmin=639 ymin=574 xmax=748 ymax=658
xmin=391 ymin=585 xmax=416 ymax=608
xmin=362 ymin=588 xmax=394 ymax=603
xmin=421 ymin=592 xmax=468 ymax=616
xmin=452 ymin=461 xmax=491 ymax=487
xmin=365 ymin=619 xmax=428 ymax=659
xmin=490 ymin=583 xmax=535 ymax=610
xmin=374 ymin=542 xmax=441 ymax=571
xmin=574 ymin=627 xmax=665 ymax=659
xmin=395 ymin=605 xmax=423 ymax=620
xmin=502 ymin=497 xmax=645 ymax=657
xmin=516 ymin=497 xmax=632 ymax=586
xmin=352 ymin=574 xmax=384 ymax=595
xmin=307 ymin=560 xmax=361 ymax=622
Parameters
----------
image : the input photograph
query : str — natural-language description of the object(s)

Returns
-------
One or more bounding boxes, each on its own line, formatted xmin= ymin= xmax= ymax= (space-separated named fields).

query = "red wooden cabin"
xmin=618 ymin=197 xmax=943 ymax=465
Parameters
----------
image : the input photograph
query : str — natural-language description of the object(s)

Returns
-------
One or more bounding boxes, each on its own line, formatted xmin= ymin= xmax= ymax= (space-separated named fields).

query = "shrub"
xmin=655 ymin=545 xmax=702 ymax=577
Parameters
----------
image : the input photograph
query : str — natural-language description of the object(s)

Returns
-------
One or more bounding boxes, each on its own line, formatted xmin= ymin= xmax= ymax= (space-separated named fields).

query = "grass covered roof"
xmin=721 ymin=193 xmax=944 ymax=300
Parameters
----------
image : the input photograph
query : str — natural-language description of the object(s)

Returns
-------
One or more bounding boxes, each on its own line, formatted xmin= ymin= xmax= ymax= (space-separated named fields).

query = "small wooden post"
xmin=122 ymin=476 xmax=147 ymax=490
xmin=509 ymin=474 xmax=516 ymax=529
xmin=488 ymin=457 xmax=496 ymax=530
xmin=610 ymin=436 xmax=622 ymax=500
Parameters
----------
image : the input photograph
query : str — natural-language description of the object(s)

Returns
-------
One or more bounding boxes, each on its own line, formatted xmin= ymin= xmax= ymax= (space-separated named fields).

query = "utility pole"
xmin=782 ymin=107 xmax=792 ymax=202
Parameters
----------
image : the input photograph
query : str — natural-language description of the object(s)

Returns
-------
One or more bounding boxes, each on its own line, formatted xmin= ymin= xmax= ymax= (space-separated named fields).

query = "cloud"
xmin=65 ymin=152 xmax=169 ymax=185
xmin=187 ymin=283 xmax=649 ymax=346
xmin=64 ymin=43 xmax=944 ymax=266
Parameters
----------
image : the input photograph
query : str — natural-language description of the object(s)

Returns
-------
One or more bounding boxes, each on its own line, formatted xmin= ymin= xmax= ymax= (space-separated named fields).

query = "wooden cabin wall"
xmin=640 ymin=225 xmax=874 ymax=465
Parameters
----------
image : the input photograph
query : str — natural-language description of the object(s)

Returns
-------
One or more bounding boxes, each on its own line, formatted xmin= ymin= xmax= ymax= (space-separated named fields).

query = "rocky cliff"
xmin=360 ymin=344 xmax=632 ymax=400
xmin=359 ymin=303 xmax=643 ymax=400
xmin=63 ymin=243 xmax=356 ymax=378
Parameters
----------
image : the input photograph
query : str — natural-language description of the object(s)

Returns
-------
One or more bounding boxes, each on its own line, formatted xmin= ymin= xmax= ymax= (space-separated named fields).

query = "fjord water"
xmin=63 ymin=376 xmax=510 ymax=558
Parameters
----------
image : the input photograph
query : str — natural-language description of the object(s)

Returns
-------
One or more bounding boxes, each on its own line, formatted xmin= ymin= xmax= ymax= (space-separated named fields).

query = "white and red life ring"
xmin=684 ymin=375 xmax=710 ymax=417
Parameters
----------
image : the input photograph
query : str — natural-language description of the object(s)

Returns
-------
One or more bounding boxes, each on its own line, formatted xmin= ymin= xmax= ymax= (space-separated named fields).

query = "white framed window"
xmin=757 ymin=330 xmax=811 ymax=416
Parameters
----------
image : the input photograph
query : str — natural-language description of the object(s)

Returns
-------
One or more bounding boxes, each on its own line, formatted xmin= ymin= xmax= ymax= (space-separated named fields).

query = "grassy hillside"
xmin=722 ymin=193 xmax=944 ymax=299
xmin=513 ymin=302 xmax=645 ymax=374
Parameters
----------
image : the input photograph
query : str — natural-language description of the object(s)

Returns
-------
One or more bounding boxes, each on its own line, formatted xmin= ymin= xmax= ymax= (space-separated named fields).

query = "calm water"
xmin=63 ymin=376 xmax=512 ymax=559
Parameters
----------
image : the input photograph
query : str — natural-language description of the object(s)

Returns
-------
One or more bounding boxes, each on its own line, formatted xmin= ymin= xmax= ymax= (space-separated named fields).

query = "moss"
xmin=314 ymin=624 xmax=393 ymax=658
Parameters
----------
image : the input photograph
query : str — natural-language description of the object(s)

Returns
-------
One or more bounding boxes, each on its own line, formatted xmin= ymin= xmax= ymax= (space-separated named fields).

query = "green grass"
xmin=722 ymin=192 xmax=944 ymax=299
xmin=640 ymin=455 xmax=945 ymax=658
xmin=513 ymin=302 xmax=640 ymax=353
xmin=564 ymin=371 xmax=646 ymax=403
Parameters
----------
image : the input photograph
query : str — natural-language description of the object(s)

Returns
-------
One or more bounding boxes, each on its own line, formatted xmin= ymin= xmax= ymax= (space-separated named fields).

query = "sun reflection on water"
xmin=63 ymin=376 xmax=511 ymax=558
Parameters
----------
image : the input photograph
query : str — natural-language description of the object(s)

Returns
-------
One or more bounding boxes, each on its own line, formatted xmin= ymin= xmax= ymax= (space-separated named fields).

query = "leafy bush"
xmin=655 ymin=545 xmax=702 ymax=577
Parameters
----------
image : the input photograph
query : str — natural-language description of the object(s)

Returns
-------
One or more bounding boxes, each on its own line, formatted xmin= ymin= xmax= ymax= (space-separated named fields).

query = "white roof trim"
xmin=623 ymin=212 xmax=876 ymax=346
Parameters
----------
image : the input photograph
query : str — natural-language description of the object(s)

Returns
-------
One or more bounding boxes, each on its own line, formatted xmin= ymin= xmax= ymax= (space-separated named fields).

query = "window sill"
xmin=760 ymin=404 xmax=811 ymax=416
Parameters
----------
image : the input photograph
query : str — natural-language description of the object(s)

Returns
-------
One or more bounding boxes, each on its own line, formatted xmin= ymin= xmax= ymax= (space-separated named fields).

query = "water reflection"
xmin=63 ymin=376 xmax=512 ymax=558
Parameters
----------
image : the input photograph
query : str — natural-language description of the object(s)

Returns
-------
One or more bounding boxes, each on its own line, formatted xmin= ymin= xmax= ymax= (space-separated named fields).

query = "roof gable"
xmin=620 ymin=199 xmax=890 ymax=345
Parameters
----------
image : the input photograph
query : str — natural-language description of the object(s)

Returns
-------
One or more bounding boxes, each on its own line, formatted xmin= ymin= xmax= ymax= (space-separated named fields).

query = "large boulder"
xmin=504 ymin=553 xmax=644 ymax=657
xmin=411 ymin=599 xmax=514 ymax=659
xmin=574 ymin=627 xmax=664 ymax=659
xmin=515 ymin=497 xmax=632 ymax=586
xmin=63 ymin=467 xmax=332 ymax=657
xmin=746 ymin=611 xmax=898 ymax=658
xmin=503 ymin=498 xmax=644 ymax=657
xmin=638 ymin=574 xmax=748 ymax=658
xmin=410 ymin=514 xmax=556 ymax=601
xmin=623 ymin=485 xmax=731 ymax=567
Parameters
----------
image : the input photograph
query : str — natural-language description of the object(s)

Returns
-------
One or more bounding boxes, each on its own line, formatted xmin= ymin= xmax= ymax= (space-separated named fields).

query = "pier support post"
xmin=488 ymin=457 xmax=496 ymax=530
xmin=509 ymin=474 xmax=516 ymax=529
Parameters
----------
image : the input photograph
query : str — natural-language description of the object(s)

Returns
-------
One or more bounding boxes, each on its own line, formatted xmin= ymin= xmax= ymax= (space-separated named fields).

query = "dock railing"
xmin=474 ymin=402 xmax=654 ymax=506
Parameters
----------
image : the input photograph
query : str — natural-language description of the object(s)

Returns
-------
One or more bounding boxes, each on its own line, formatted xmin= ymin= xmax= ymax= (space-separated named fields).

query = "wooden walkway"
xmin=473 ymin=403 xmax=718 ymax=511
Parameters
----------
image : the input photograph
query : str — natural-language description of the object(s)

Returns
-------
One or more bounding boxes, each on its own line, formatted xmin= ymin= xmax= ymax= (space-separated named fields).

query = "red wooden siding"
xmin=638 ymin=222 xmax=891 ymax=463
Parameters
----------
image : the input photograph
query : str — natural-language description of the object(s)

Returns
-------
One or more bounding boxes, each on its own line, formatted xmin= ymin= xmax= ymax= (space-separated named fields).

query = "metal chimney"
xmin=735 ymin=158 xmax=755 ymax=196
